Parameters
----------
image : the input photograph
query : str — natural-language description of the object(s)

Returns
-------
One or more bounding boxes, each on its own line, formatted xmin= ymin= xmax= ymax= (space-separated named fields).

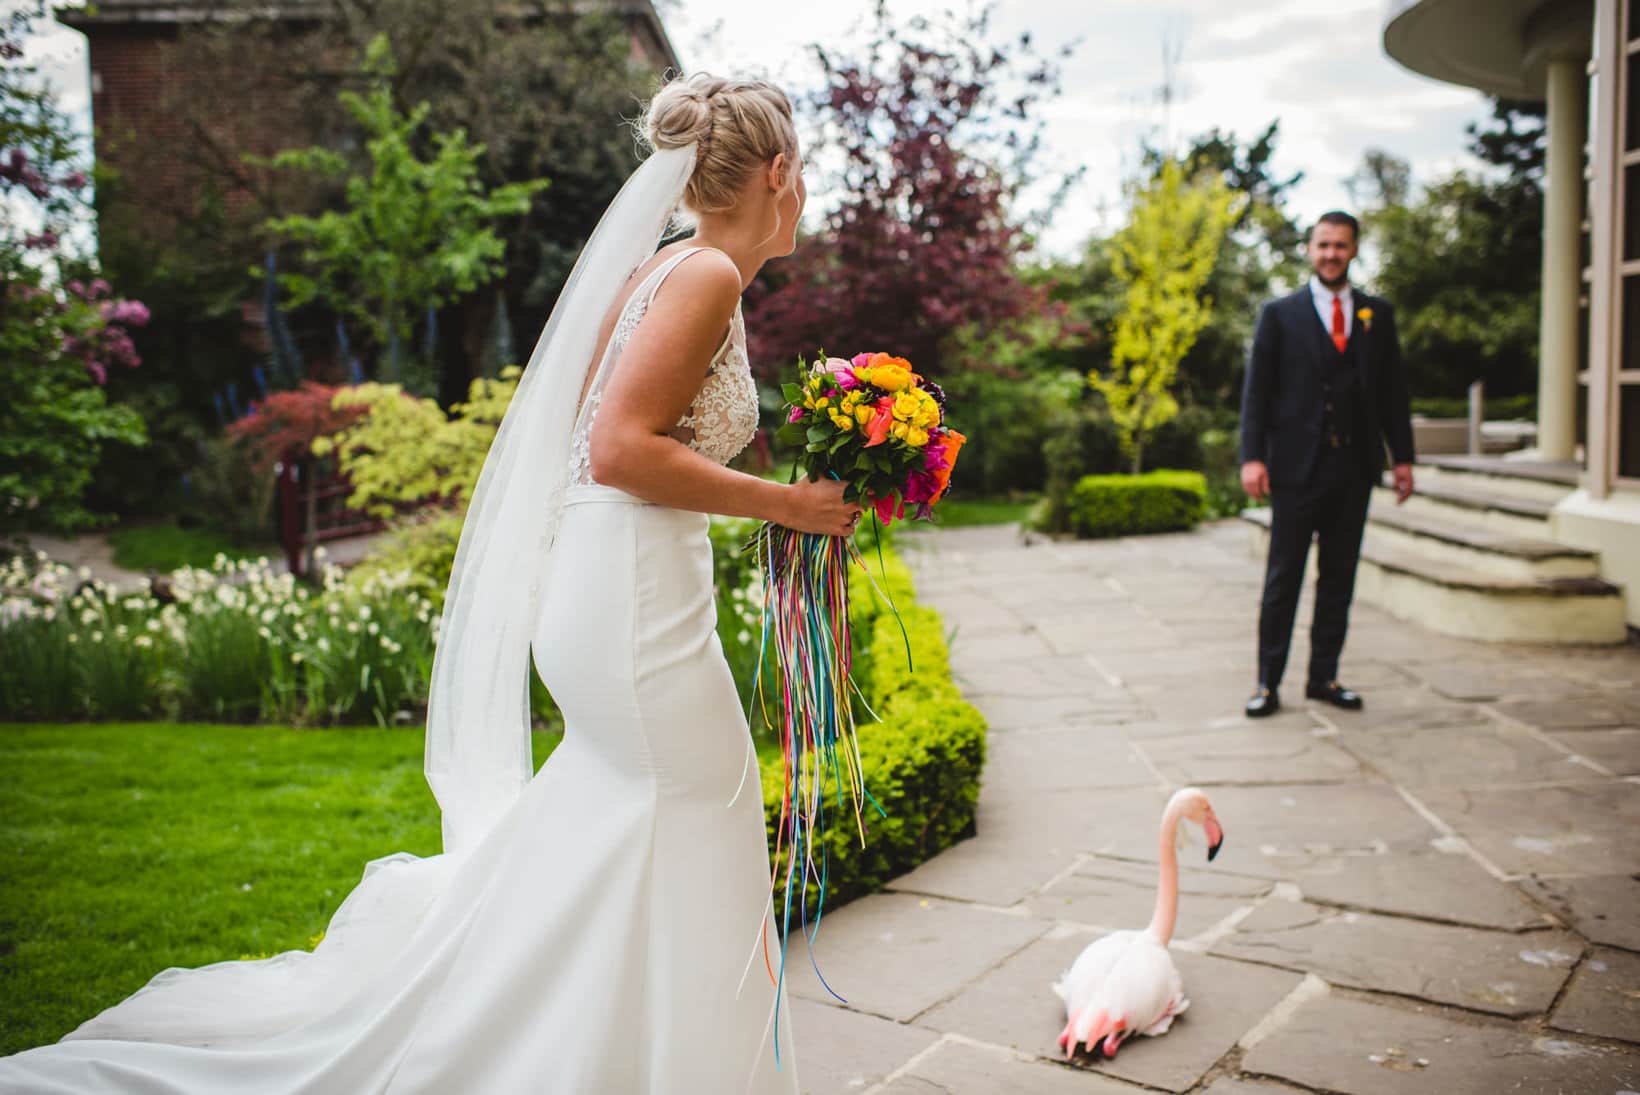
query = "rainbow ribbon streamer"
xmin=749 ymin=522 xmax=892 ymax=1067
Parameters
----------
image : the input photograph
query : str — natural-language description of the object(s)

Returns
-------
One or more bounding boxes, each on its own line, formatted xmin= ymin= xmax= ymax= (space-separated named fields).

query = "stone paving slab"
xmin=1412 ymin=659 xmax=1596 ymax=702
xmin=1283 ymin=850 xmax=1549 ymax=929
xmin=1518 ymin=874 xmax=1640 ymax=951
xmin=1023 ymin=856 xmax=1273 ymax=939
xmin=1551 ymin=947 xmax=1640 ymax=1045
xmin=959 ymin=692 xmax=1148 ymax=733
xmin=885 ymin=838 xmax=1071 ymax=908
xmin=919 ymin=931 xmax=1302 ymax=1093
xmin=783 ymin=893 xmax=1048 ymax=1023
xmin=1160 ymin=783 xmax=1444 ymax=882
xmin=946 ymin=628 xmax=1055 ymax=668
xmin=1550 ymin=727 xmax=1640 ymax=776
xmin=1333 ymin=719 xmax=1594 ymax=788
xmin=1209 ymin=898 xmax=1581 ymax=1017
xmin=977 ymin=727 xmax=1158 ymax=796
xmin=1414 ymin=781 xmax=1640 ymax=876
xmin=1491 ymin=695 xmax=1640 ymax=730
xmin=973 ymin=786 xmax=1167 ymax=865
xmin=1314 ymin=691 xmax=1494 ymax=732
xmin=789 ymin=998 xmax=939 ymax=1095
xmin=1199 ymin=1080 xmax=1297 ymax=1095
xmin=1135 ymin=725 xmax=1363 ymax=786
xmin=1240 ymin=990 xmax=1640 ymax=1094
xmin=945 ymin=653 xmax=1127 ymax=700
xmin=877 ymin=1038 xmax=1137 ymax=1094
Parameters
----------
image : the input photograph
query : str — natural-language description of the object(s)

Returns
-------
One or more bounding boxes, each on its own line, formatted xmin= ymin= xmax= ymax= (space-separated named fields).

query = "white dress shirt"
xmin=1309 ymin=276 xmax=1353 ymax=341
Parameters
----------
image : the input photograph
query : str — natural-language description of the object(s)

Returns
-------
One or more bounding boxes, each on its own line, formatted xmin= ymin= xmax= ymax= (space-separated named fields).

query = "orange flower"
xmin=864 ymin=398 xmax=894 ymax=447
xmin=930 ymin=429 xmax=966 ymax=500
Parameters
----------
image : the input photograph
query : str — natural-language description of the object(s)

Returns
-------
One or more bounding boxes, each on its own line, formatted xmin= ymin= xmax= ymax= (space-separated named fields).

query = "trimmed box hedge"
xmin=1067 ymin=469 xmax=1207 ymax=538
xmin=760 ymin=547 xmax=986 ymax=920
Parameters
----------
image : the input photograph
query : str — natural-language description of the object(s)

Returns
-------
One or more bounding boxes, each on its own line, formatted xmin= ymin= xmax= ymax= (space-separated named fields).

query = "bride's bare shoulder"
xmin=643 ymin=245 xmax=740 ymax=328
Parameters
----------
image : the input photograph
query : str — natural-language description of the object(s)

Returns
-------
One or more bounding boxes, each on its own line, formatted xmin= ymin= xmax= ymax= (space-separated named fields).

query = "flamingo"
xmin=1052 ymin=787 xmax=1225 ymax=1061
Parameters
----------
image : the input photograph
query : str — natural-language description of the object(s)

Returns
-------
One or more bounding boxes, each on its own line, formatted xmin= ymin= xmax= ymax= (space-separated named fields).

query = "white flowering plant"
xmin=0 ymin=551 xmax=435 ymax=726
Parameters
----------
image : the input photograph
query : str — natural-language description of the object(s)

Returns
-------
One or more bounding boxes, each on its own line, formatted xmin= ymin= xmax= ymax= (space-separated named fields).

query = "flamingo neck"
xmin=1146 ymin=798 xmax=1184 ymax=945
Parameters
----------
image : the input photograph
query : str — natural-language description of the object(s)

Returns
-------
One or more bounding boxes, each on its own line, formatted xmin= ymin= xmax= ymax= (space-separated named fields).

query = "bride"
xmin=0 ymin=74 xmax=859 ymax=1093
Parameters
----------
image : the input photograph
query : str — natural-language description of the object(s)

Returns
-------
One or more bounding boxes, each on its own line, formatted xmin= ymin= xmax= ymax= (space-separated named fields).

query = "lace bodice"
xmin=568 ymin=251 xmax=758 ymax=487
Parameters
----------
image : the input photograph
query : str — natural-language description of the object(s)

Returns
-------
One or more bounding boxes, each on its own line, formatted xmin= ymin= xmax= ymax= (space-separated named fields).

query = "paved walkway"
xmin=790 ymin=519 xmax=1640 ymax=1094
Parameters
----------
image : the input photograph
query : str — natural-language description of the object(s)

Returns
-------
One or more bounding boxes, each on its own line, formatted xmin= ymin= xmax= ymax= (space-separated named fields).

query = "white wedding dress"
xmin=0 ymin=246 xmax=800 ymax=1094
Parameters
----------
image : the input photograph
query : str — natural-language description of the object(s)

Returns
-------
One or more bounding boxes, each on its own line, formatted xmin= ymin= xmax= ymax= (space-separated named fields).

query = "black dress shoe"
xmin=1245 ymin=686 xmax=1280 ymax=718
xmin=1306 ymin=680 xmax=1364 ymax=710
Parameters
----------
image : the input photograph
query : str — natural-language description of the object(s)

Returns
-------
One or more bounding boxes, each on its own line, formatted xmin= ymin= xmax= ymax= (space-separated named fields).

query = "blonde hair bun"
xmin=639 ymin=73 xmax=799 ymax=217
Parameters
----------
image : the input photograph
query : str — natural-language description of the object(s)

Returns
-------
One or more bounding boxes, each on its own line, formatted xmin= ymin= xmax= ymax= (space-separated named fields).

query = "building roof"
xmin=56 ymin=0 xmax=681 ymax=71
xmin=1382 ymin=0 xmax=1593 ymax=100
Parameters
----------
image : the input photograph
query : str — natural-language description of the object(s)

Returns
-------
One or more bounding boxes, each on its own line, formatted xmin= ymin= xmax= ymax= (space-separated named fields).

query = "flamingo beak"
xmin=1205 ymin=817 xmax=1225 ymax=862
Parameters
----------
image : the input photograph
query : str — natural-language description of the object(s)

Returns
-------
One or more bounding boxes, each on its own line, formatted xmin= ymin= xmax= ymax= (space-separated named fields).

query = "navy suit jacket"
xmin=1238 ymin=287 xmax=1416 ymax=487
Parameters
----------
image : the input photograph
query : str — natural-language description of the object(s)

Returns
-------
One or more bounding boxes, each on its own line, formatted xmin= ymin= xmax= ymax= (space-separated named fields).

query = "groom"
xmin=1238 ymin=211 xmax=1415 ymax=718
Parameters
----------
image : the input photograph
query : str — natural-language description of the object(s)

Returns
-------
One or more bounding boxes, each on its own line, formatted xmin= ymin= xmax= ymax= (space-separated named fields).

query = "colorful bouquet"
xmin=752 ymin=351 xmax=963 ymax=1037
xmin=776 ymin=351 xmax=966 ymax=525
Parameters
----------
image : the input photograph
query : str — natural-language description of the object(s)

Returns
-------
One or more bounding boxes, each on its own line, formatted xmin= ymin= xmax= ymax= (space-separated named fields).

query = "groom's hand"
xmin=1392 ymin=463 xmax=1415 ymax=504
xmin=1240 ymin=460 xmax=1269 ymax=502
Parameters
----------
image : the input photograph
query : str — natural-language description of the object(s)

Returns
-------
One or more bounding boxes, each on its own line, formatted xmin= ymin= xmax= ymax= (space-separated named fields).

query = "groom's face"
xmin=1307 ymin=223 xmax=1357 ymax=287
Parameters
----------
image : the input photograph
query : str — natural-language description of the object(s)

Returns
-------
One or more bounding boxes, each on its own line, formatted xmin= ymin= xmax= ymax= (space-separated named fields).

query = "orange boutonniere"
xmin=1357 ymin=306 xmax=1373 ymax=332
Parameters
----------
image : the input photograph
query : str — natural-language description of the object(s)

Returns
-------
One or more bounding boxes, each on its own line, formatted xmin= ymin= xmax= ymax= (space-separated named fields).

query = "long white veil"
xmin=425 ymin=143 xmax=698 ymax=857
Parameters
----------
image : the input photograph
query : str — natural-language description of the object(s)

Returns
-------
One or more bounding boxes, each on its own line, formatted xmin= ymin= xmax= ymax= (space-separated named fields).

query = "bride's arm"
xmin=587 ymin=250 xmax=855 ymax=536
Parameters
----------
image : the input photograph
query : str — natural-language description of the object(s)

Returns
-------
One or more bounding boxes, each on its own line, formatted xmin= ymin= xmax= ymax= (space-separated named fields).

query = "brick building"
xmin=50 ymin=0 xmax=683 ymax=392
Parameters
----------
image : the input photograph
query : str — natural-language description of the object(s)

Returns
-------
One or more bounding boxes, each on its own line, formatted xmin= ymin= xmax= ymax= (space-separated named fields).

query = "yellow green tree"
xmin=1091 ymin=158 xmax=1239 ymax=473
xmin=309 ymin=370 xmax=520 ymax=605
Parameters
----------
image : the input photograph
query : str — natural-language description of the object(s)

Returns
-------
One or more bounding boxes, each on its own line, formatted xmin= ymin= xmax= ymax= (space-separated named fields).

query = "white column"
xmin=1538 ymin=58 xmax=1587 ymax=462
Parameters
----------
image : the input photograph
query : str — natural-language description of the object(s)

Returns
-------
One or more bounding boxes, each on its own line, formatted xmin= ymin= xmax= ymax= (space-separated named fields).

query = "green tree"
xmin=1169 ymin=122 xmax=1306 ymax=408
xmin=1356 ymin=100 xmax=1545 ymax=399
xmin=1092 ymin=159 xmax=1238 ymax=473
xmin=2 ymin=2 xmax=148 ymax=536
xmin=257 ymin=35 xmax=548 ymax=396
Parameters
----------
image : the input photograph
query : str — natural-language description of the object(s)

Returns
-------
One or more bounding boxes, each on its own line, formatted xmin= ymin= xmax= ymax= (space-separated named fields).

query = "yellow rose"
xmin=855 ymin=405 xmax=875 ymax=426
xmin=891 ymin=391 xmax=920 ymax=421
xmin=913 ymin=390 xmax=941 ymax=429
xmin=871 ymin=364 xmax=915 ymax=392
xmin=906 ymin=426 xmax=929 ymax=448
xmin=891 ymin=421 xmax=910 ymax=441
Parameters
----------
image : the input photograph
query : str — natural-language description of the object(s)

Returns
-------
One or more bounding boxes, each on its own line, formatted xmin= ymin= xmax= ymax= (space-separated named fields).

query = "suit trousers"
xmin=1257 ymin=450 xmax=1374 ymax=688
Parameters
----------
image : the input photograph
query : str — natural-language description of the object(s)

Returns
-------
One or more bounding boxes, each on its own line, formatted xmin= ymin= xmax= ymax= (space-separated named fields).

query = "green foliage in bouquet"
xmin=761 ymin=548 xmax=986 ymax=918
xmin=1068 ymin=470 xmax=1207 ymax=539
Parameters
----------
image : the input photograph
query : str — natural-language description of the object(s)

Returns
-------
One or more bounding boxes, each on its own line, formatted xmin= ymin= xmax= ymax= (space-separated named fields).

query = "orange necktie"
xmin=1331 ymin=295 xmax=1347 ymax=353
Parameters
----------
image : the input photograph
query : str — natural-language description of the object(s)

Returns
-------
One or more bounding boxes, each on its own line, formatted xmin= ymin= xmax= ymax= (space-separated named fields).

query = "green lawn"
xmin=0 ymin=722 xmax=560 ymax=1055
xmin=108 ymin=522 xmax=280 ymax=572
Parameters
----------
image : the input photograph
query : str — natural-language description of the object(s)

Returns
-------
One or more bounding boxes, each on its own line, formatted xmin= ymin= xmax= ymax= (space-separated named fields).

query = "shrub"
xmin=763 ymin=547 xmax=986 ymax=920
xmin=1067 ymin=469 xmax=1206 ymax=538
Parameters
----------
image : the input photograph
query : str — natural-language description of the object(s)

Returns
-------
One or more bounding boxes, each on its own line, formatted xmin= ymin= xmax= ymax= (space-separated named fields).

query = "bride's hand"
xmin=779 ymin=477 xmax=861 ymax=536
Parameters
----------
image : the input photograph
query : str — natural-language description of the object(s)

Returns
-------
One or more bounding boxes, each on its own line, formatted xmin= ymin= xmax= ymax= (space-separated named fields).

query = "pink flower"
xmin=904 ymin=470 xmax=940 ymax=504
xmin=787 ymin=406 xmax=804 ymax=424
xmin=923 ymin=435 xmax=952 ymax=473
xmin=850 ymin=352 xmax=874 ymax=369
xmin=824 ymin=358 xmax=858 ymax=390
xmin=107 ymin=299 xmax=150 ymax=327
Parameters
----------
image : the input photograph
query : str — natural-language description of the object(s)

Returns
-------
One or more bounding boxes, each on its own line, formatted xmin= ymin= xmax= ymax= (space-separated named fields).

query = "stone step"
xmin=1241 ymin=507 xmax=1627 ymax=644
xmin=1414 ymin=455 xmax=1581 ymax=506
xmin=1364 ymin=500 xmax=1600 ymax=582
xmin=1373 ymin=486 xmax=1552 ymax=541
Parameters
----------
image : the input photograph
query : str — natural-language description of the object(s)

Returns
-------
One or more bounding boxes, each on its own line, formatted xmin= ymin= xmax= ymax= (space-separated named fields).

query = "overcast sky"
xmin=13 ymin=0 xmax=1496 ymax=261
